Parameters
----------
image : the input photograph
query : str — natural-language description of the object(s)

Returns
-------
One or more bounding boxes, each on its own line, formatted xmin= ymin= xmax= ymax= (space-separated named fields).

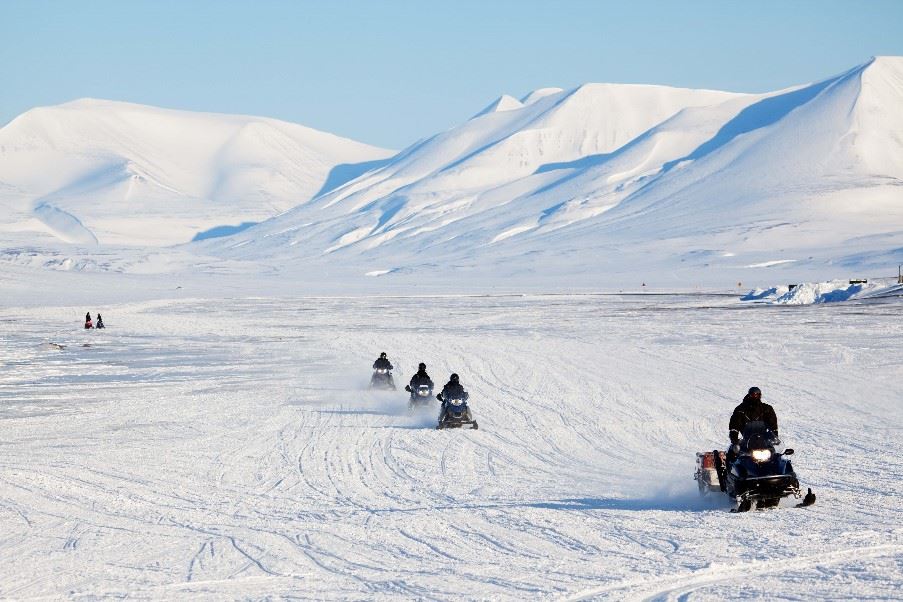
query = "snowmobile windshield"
xmin=740 ymin=421 xmax=778 ymax=451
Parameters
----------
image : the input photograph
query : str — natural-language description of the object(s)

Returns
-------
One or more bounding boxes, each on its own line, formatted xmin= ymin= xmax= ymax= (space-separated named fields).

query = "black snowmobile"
xmin=369 ymin=367 xmax=396 ymax=391
xmin=405 ymin=382 xmax=434 ymax=410
xmin=707 ymin=421 xmax=815 ymax=512
xmin=436 ymin=394 xmax=478 ymax=430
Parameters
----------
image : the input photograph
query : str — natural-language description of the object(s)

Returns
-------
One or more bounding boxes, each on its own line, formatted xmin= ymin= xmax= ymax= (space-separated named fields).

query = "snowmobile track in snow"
xmin=0 ymin=294 xmax=901 ymax=599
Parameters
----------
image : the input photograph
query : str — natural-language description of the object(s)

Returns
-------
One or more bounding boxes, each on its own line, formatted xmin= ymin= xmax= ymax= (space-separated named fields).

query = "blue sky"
xmin=2 ymin=1 xmax=902 ymax=149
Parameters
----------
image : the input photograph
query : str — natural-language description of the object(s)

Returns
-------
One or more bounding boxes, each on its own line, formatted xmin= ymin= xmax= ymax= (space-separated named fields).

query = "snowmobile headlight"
xmin=418 ymin=389 xmax=429 ymax=396
xmin=751 ymin=449 xmax=772 ymax=462
xmin=449 ymin=398 xmax=463 ymax=406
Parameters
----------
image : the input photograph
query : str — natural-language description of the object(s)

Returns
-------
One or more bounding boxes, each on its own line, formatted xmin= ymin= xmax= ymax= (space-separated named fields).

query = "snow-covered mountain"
xmin=208 ymin=56 xmax=903 ymax=284
xmin=2 ymin=58 xmax=901 ymax=286
xmin=0 ymin=99 xmax=394 ymax=246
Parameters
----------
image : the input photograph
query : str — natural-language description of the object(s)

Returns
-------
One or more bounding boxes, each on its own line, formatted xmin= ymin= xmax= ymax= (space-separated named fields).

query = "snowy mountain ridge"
xmin=1 ymin=57 xmax=902 ymax=286
xmin=0 ymin=99 xmax=394 ymax=246
xmin=208 ymin=56 xmax=903 ymax=286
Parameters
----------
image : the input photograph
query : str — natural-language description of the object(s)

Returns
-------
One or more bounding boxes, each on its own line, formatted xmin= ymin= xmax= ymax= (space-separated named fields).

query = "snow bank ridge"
xmin=743 ymin=278 xmax=903 ymax=304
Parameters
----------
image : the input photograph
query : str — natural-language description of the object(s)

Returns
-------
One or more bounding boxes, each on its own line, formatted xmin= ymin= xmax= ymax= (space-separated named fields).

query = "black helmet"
xmin=380 ymin=352 xmax=387 ymax=358
xmin=744 ymin=386 xmax=762 ymax=403
xmin=418 ymin=363 xmax=426 ymax=371
xmin=450 ymin=373 xmax=459 ymax=383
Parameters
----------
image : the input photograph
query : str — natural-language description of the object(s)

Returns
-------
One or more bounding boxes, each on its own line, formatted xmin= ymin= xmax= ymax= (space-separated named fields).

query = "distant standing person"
xmin=95 ymin=313 xmax=105 ymax=329
xmin=84 ymin=312 xmax=93 ymax=329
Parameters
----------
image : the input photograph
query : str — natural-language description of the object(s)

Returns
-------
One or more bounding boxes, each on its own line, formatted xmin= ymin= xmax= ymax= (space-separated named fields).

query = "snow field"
xmin=0 ymin=294 xmax=901 ymax=599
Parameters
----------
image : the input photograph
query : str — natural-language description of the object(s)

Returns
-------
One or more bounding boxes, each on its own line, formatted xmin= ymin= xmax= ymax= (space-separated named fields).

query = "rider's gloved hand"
xmin=730 ymin=443 xmax=740 ymax=455
xmin=405 ymin=385 xmax=411 ymax=392
xmin=436 ymin=393 xmax=443 ymax=402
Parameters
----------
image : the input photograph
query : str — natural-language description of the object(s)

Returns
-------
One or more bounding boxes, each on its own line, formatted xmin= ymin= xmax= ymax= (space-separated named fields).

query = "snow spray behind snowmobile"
xmin=697 ymin=421 xmax=815 ymax=511
xmin=369 ymin=367 xmax=396 ymax=391
xmin=436 ymin=394 xmax=478 ymax=430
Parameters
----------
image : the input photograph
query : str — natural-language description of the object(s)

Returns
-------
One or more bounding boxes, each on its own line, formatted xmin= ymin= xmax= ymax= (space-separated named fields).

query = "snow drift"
xmin=743 ymin=278 xmax=903 ymax=304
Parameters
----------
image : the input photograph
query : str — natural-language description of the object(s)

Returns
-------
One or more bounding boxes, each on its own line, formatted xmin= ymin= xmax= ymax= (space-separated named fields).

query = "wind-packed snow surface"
xmin=1 ymin=292 xmax=901 ymax=599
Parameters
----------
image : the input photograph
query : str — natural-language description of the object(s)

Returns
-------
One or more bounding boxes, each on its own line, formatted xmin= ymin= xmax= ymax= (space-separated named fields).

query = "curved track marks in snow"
xmin=0 ymin=295 xmax=901 ymax=599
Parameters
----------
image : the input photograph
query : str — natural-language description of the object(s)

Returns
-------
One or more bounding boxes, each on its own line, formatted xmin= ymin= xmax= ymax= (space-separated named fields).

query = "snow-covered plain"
xmin=1 ymin=290 xmax=901 ymax=599
xmin=2 ymin=56 xmax=902 ymax=600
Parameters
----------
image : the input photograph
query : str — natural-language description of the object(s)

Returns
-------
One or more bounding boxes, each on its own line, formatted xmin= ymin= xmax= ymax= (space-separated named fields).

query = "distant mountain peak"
xmin=472 ymin=94 xmax=524 ymax=118
xmin=520 ymin=87 xmax=564 ymax=105
xmin=0 ymin=100 xmax=394 ymax=246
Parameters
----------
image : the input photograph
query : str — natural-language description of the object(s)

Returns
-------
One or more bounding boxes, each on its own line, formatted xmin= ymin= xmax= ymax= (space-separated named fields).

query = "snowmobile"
xmin=698 ymin=421 xmax=815 ymax=512
xmin=405 ymin=382 xmax=434 ymax=410
xmin=369 ymin=367 xmax=396 ymax=390
xmin=436 ymin=394 xmax=478 ymax=430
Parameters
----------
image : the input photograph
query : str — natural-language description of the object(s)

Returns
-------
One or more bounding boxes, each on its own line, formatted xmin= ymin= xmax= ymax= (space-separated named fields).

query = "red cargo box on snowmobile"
xmin=694 ymin=450 xmax=725 ymax=494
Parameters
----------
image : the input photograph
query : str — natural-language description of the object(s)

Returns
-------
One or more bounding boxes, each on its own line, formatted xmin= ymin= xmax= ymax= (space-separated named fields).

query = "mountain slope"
xmin=210 ymin=57 xmax=903 ymax=284
xmin=0 ymin=99 xmax=394 ymax=246
xmin=214 ymin=83 xmax=744 ymax=257
xmin=2 ymin=59 xmax=901 ymax=286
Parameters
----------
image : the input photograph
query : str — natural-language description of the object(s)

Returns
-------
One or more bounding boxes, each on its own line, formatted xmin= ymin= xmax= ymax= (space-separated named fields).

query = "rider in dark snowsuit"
xmin=405 ymin=363 xmax=434 ymax=402
xmin=727 ymin=386 xmax=779 ymax=465
xmin=372 ymin=352 xmax=393 ymax=371
xmin=95 ymin=313 xmax=105 ymax=329
xmin=436 ymin=373 xmax=470 ymax=422
xmin=371 ymin=352 xmax=395 ymax=388
xmin=84 ymin=312 xmax=93 ymax=329
xmin=406 ymin=363 xmax=434 ymax=390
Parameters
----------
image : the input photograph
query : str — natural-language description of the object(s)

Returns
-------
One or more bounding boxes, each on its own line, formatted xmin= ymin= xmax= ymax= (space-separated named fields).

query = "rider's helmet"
xmin=418 ymin=362 xmax=426 ymax=371
xmin=380 ymin=352 xmax=387 ymax=358
xmin=450 ymin=373 xmax=459 ymax=383
xmin=747 ymin=386 xmax=761 ymax=400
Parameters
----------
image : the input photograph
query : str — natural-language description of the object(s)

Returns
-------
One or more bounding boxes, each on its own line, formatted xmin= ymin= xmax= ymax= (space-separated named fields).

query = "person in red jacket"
xmin=84 ymin=312 xmax=93 ymax=329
